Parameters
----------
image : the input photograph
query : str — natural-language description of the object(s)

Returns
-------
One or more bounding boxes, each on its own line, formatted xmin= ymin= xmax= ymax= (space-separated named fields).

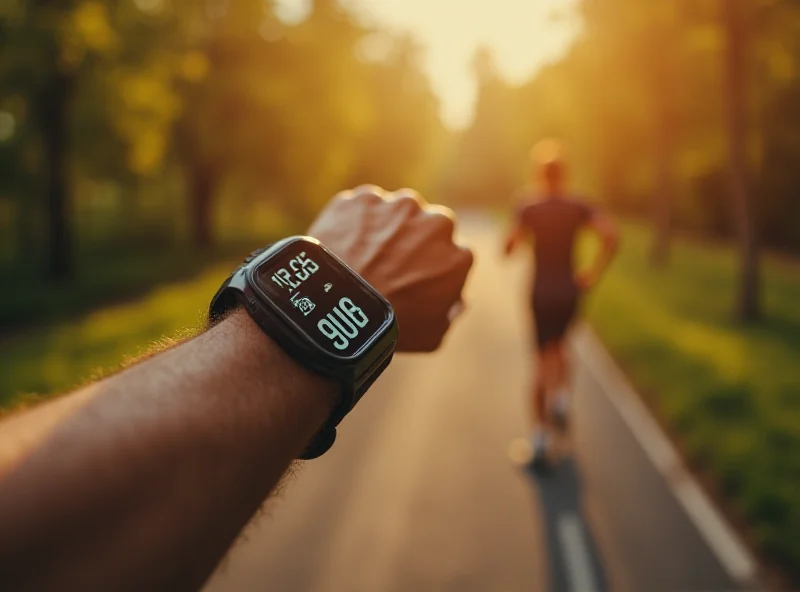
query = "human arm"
xmin=0 ymin=310 xmax=335 ymax=590
xmin=503 ymin=197 xmax=530 ymax=258
xmin=503 ymin=220 xmax=526 ymax=257
xmin=0 ymin=186 xmax=473 ymax=590
xmin=575 ymin=211 xmax=620 ymax=291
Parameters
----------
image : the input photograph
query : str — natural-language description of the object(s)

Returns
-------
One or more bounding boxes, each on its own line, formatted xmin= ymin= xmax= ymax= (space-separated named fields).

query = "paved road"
xmin=206 ymin=215 xmax=754 ymax=592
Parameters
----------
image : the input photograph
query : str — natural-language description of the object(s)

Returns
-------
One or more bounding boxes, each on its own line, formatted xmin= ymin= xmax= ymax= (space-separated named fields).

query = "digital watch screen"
xmin=209 ymin=236 xmax=397 ymax=459
xmin=252 ymin=240 xmax=391 ymax=358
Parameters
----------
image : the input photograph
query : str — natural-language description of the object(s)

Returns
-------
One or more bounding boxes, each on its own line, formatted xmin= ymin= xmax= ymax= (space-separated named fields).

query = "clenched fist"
xmin=308 ymin=185 xmax=474 ymax=352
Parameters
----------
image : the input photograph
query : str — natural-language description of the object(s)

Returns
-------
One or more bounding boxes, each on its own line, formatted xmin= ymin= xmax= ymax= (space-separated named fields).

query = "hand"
xmin=502 ymin=237 xmax=515 ymax=258
xmin=307 ymin=185 xmax=474 ymax=352
xmin=575 ymin=269 xmax=598 ymax=292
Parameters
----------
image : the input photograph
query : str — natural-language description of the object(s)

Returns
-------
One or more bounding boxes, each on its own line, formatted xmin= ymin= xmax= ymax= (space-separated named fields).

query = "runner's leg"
xmin=549 ymin=291 xmax=578 ymax=427
xmin=530 ymin=342 xmax=560 ymax=460
xmin=525 ymin=345 xmax=554 ymax=462
xmin=540 ymin=341 xmax=561 ymax=412
xmin=551 ymin=339 xmax=571 ymax=428
xmin=530 ymin=293 xmax=560 ymax=464
xmin=532 ymin=350 xmax=548 ymax=426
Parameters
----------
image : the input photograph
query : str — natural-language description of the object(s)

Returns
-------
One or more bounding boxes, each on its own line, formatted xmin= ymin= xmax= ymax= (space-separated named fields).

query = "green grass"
xmin=0 ymin=243 xmax=261 ymax=332
xmin=0 ymin=261 xmax=236 ymax=409
xmin=0 ymin=191 xmax=296 ymax=332
xmin=584 ymin=224 xmax=800 ymax=579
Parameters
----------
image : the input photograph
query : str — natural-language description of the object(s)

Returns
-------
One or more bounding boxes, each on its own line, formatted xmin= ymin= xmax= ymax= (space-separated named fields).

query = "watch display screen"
xmin=254 ymin=240 xmax=391 ymax=358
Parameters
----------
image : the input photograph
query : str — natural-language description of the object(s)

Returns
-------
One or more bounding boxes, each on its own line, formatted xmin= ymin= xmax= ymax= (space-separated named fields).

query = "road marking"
xmin=557 ymin=513 xmax=601 ymax=592
xmin=572 ymin=325 xmax=758 ymax=586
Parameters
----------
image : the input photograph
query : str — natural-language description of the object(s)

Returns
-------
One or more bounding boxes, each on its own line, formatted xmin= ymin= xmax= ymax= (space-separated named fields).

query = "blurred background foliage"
xmin=443 ymin=0 xmax=800 ymax=322
xmin=2 ymin=0 xmax=800 ymax=582
xmin=0 ymin=0 xmax=445 ymax=329
xmin=3 ymin=0 xmax=799 ymax=329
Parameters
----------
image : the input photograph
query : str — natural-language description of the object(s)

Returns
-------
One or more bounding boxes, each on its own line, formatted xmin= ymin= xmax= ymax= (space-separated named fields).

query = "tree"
xmin=645 ymin=6 xmax=682 ymax=267
xmin=170 ymin=0 xmax=381 ymax=244
xmin=25 ymin=1 xmax=82 ymax=281
xmin=344 ymin=35 xmax=444 ymax=193
xmin=439 ymin=47 xmax=519 ymax=207
xmin=33 ymin=0 xmax=120 ymax=280
xmin=168 ymin=0 xmax=266 ymax=248
xmin=722 ymin=0 xmax=760 ymax=320
xmin=5 ymin=0 xmax=149 ymax=278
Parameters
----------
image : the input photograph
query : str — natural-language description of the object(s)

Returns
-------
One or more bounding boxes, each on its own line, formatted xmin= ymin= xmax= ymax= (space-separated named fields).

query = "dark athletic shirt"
xmin=515 ymin=193 xmax=595 ymax=299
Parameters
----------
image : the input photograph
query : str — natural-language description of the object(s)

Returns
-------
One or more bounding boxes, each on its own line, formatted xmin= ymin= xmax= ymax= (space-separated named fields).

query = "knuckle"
xmin=431 ymin=208 xmax=456 ymax=230
xmin=392 ymin=187 xmax=427 ymax=205
xmin=332 ymin=189 xmax=354 ymax=203
xmin=352 ymin=184 xmax=386 ymax=201
xmin=423 ymin=207 xmax=456 ymax=238
xmin=448 ymin=300 xmax=466 ymax=323
xmin=456 ymin=246 xmax=474 ymax=270
xmin=426 ymin=203 xmax=455 ymax=218
xmin=422 ymin=333 xmax=445 ymax=353
xmin=393 ymin=193 xmax=423 ymax=214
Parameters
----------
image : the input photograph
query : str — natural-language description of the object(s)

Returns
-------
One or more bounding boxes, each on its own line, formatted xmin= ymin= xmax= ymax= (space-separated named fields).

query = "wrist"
xmin=218 ymin=309 xmax=339 ymax=440
xmin=209 ymin=236 xmax=398 ymax=458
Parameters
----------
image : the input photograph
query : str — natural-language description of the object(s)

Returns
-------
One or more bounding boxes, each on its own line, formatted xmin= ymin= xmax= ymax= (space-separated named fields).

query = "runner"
xmin=504 ymin=140 xmax=619 ymax=470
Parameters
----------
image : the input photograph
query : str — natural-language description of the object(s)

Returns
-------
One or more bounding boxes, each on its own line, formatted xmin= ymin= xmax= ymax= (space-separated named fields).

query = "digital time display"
xmin=254 ymin=240 xmax=390 ymax=358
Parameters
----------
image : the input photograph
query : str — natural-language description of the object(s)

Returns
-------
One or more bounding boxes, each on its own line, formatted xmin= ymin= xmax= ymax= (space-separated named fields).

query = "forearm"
xmin=0 ymin=309 xmax=335 ymax=590
xmin=503 ymin=225 xmax=524 ymax=256
xmin=589 ymin=237 xmax=618 ymax=277
xmin=503 ymin=235 xmax=516 ymax=255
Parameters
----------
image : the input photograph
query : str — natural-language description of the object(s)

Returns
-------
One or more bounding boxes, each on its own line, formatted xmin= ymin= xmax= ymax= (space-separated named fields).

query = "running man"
xmin=504 ymin=140 xmax=619 ymax=468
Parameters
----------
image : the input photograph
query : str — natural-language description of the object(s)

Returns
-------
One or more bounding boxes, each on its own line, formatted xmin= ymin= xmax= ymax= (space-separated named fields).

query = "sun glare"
xmin=344 ymin=0 xmax=581 ymax=128
xmin=274 ymin=0 xmax=313 ymax=25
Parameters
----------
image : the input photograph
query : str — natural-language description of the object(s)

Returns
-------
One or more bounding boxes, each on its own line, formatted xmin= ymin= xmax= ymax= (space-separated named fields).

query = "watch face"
xmin=253 ymin=239 xmax=392 ymax=358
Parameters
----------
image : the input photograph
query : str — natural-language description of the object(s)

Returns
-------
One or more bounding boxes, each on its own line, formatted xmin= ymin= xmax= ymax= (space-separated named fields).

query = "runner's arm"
xmin=503 ymin=219 xmax=526 ymax=256
xmin=0 ymin=309 xmax=336 ymax=590
xmin=576 ymin=212 xmax=620 ymax=290
xmin=0 ymin=186 xmax=473 ymax=591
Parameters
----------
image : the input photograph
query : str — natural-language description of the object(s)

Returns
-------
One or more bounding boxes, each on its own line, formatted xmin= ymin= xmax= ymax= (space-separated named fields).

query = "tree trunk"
xmin=723 ymin=0 xmax=760 ymax=321
xmin=190 ymin=164 xmax=216 ymax=249
xmin=175 ymin=113 xmax=217 ymax=249
xmin=16 ymin=187 xmax=38 ymax=260
xmin=648 ymin=20 xmax=676 ymax=268
xmin=41 ymin=69 xmax=73 ymax=281
xmin=650 ymin=107 xmax=673 ymax=267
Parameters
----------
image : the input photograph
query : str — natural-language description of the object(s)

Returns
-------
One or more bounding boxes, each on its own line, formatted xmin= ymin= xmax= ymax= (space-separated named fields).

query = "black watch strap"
xmin=234 ymin=243 xmax=339 ymax=461
xmin=301 ymin=425 xmax=337 ymax=460
xmin=212 ymin=238 xmax=397 ymax=461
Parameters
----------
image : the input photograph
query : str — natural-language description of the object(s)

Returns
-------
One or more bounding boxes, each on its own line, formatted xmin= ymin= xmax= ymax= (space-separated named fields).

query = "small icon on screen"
xmin=324 ymin=283 xmax=333 ymax=293
xmin=293 ymin=296 xmax=316 ymax=316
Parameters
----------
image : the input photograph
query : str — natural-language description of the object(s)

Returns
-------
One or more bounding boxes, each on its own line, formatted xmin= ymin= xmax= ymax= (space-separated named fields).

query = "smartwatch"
xmin=209 ymin=236 xmax=398 ymax=459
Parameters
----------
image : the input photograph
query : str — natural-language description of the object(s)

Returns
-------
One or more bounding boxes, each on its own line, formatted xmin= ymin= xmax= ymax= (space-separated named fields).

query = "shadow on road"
xmin=525 ymin=456 xmax=610 ymax=592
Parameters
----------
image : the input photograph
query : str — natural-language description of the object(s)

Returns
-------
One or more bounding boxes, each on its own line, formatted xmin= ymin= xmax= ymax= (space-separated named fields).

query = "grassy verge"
xmin=0 ymin=261 xmax=235 ymax=408
xmin=584 ymin=224 xmax=800 ymax=580
xmin=0 ymin=243 xmax=263 ymax=333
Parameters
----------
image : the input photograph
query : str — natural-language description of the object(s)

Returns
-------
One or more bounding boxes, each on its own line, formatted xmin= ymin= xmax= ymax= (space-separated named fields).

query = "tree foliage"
xmin=444 ymin=0 xmax=800 ymax=252
xmin=0 ymin=0 xmax=445 ymax=273
xmin=442 ymin=0 xmax=800 ymax=322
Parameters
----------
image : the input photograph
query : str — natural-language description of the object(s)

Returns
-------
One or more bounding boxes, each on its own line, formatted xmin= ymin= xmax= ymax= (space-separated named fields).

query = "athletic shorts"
xmin=531 ymin=287 xmax=579 ymax=348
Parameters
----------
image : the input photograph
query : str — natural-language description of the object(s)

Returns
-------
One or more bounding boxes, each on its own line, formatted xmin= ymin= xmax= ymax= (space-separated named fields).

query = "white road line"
xmin=557 ymin=513 xmax=601 ymax=592
xmin=572 ymin=325 xmax=759 ymax=586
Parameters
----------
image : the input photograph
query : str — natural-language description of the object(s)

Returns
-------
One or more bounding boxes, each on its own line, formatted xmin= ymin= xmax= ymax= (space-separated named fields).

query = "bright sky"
xmin=275 ymin=0 xmax=581 ymax=129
